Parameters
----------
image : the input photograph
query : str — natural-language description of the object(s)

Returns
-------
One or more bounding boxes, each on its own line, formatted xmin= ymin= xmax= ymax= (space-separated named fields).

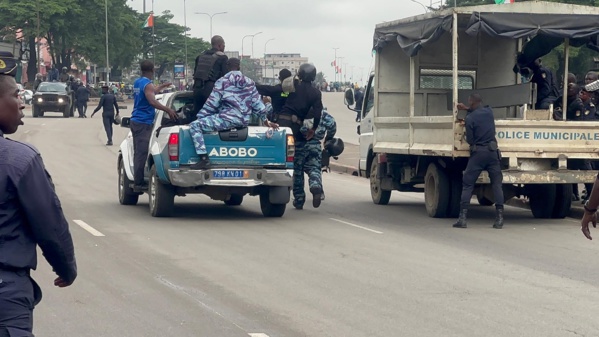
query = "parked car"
xmin=32 ymin=82 xmax=73 ymax=118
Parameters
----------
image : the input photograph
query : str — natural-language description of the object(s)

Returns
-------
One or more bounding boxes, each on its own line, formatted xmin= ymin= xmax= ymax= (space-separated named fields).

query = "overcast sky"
xmin=128 ymin=0 xmax=426 ymax=83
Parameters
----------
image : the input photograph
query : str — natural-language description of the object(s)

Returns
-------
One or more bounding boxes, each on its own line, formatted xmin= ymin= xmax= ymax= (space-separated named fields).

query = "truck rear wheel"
xmin=424 ymin=163 xmax=450 ymax=218
xmin=224 ymin=194 xmax=244 ymax=206
xmin=370 ymin=160 xmax=391 ymax=205
xmin=118 ymin=158 xmax=139 ymax=205
xmin=260 ymin=193 xmax=286 ymax=217
xmin=552 ymin=184 xmax=572 ymax=219
xmin=528 ymin=184 xmax=557 ymax=219
xmin=149 ymin=166 xmax=175 ymax=217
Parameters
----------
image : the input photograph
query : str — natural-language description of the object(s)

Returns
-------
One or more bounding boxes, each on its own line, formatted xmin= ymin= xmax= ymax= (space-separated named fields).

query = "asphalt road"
xmin=12 ymin=104 xmax=599 ymax=337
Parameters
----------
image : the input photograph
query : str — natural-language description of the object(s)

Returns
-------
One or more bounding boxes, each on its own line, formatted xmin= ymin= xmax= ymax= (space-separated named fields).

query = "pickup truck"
xmin=117 ymin=91 xmax=294 ymax=217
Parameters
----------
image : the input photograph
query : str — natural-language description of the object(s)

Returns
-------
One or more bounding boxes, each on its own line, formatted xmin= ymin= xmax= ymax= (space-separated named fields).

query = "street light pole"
xmin=105 ymin=0 xmax=109 ymax=83
xmin=264 ymin=38 xmax=275 ymax=83
xmin=332 ymin=47 xmax=339 ymax=84
xmin=195 ymin=12 xmax=228 ymax=40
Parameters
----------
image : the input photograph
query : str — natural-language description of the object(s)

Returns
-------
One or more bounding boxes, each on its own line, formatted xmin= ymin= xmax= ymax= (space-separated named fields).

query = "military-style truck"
xmin=347 ymin=2 xmax=599 ymax=219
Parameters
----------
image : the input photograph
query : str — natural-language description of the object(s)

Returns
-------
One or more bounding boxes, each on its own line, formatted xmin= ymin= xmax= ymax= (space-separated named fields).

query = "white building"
xmin=259 ymin=53 xmax=309 ymax=85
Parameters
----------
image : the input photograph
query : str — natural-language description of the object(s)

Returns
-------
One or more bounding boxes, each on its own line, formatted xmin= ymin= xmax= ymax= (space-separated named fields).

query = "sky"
xmin=128 ymin=0 xmax=427 ymax=84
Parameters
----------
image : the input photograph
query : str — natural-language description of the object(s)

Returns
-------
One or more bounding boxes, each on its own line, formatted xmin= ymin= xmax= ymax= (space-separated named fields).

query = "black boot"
xmin=452 ymin=209 xmax=468 ymax=228
xmin=493 ymin=207 xmax=504 ymax=229
xmin=190 ymin=155 xmax=211 ymax=170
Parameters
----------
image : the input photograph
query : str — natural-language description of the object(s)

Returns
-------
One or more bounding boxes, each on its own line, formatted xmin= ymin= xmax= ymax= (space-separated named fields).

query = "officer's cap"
xmin=0 ymin=52 xmax=18 ymax=77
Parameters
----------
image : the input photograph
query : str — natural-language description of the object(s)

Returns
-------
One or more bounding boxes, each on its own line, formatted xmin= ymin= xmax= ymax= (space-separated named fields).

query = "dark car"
xmin=32 ymin=82 xmax=73 ymax=118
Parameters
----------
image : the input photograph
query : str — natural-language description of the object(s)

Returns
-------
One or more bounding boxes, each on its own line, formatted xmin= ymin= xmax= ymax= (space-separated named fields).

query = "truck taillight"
xmin=286 ymin=134 xmax=295 ymax=162
xmin=168 ymin=133 xmax=179 ymax=161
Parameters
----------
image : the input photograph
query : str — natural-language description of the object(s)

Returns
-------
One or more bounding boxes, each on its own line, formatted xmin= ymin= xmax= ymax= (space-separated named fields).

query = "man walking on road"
xmin=91 ymin=85 xmax=120 ymax=146
xmin=192 ymin=35 xmax=228 ymax=113
xmin=130 ymin=60 xmax=177 ymax=191
xmin=453 ymin=93 xmax=504 ymax=229
xmin=0 ymin=51 xmax=77 ymax=337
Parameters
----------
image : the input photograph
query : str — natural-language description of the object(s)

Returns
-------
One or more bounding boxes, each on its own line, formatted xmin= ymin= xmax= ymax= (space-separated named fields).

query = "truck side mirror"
xmin=120 ymin=116 xmax=131 ymax=128
xmin=344 ymin=88 xmax=355 ymax=106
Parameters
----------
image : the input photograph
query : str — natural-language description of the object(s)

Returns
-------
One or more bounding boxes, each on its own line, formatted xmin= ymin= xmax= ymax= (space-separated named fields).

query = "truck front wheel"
xmin=149 ymin=166 xmax=175 ymax=217
xmin=370 ymin=160 xmax=391 ymax=205
xmin=424 ymin=163 xmax=450 ymax=218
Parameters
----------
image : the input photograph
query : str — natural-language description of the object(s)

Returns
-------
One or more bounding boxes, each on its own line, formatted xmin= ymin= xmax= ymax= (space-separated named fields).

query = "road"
xmin=13 ymin=104 xmax=599 ymax=337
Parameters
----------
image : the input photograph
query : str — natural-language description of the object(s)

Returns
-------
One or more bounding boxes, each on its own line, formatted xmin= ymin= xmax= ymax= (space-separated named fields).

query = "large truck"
xmin=346 ymin=2 xmax=599 ymax=219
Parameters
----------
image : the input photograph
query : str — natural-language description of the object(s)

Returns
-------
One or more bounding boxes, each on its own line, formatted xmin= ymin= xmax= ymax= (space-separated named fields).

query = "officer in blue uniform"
xmin=0 ymin=52 xmax=77 ymax=337
xmin=453 ymin=93 xmax=504 ymax=229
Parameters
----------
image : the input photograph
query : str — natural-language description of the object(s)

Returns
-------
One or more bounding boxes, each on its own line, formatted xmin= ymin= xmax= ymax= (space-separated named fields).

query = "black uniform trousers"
xmin=0 ymin=270 xmax=42 ymax=337
xmin=102 ymin=113 xmax=115 ymax=143
xmin=130 ymin=121 xmax=153 ymax=187
xmin=460 ymin=148 xmax=504 ymax=208
xmin=192 ymin=82 xmax=215 ymax=114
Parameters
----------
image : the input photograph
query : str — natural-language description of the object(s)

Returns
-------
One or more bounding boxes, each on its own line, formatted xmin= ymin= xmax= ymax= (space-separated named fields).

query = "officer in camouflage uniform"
xmin=189 ymin=58 xmax=277 ymax=170
xmin=294 ymin=108 xmax=337 ymax=209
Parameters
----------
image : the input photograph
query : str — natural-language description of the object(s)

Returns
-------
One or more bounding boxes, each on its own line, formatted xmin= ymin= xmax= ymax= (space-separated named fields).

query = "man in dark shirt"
xmin=92 ymin=86 xmax=120 ymax=146
xmin=453 ymin=93 xmax=504 ymax=229
xmin=0 ymin=51 xmax=77 ymax=337
xmin=192 ymin=35 xmax=228 ymax=113
xmin=76 ymin=84 xmax=90 ymax=118
xmin=278 ymin=63 xmax=325 ymax=207
xmin=256 ymin=68 xmax=293 ymax=122
xmin=530 ymin=58 xmax=559 ymax=110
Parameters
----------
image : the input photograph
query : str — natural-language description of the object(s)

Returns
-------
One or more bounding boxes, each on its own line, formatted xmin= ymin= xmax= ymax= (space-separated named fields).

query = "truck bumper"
xmin=477 ymin=170 xmax=597 ymax=184
xmin=167 ymin=168 xmax=294 ymax=187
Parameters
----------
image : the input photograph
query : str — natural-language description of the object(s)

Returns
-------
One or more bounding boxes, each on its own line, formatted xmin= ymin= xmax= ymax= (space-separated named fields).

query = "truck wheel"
xmin=260 ymin=193 xmax=286 ymax=217
xmin=447 ymin=173 xmax=462 ymax=218
xmin=118 ymin=158 xmax=139 ymax=205
xmin=476 ymin=193 xmax=494 ymax=206
xmin=552 ymin=184 xmax=572 ymax=219
xmin=370 ymin=160 xmax=391 ymax=205
xmin=63 ymin=107 xmax=70 ymax=118
xmin=149 ymin=166 xmax=175 ymax=217
xmin=224 ymin=194 xmax=244 ymax=206
xmin=528 ymin=184 xmax=556 ymax=219
xmin=424 ymin=163 xmax=450 ymax=218
xmin=32 ymin=106 xmax=39 ymax=118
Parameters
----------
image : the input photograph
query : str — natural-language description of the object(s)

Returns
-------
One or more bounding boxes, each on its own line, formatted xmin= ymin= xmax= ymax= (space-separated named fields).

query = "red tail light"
xmin=286 ymin=134 xmax=295 ymax=162
xmin=168 ymin=133 xmax=179 ymax=161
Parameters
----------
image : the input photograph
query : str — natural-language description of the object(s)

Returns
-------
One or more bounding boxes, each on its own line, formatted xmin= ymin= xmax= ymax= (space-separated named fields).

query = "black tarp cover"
xmin=373 ymin=15 xmax=452 ymax=57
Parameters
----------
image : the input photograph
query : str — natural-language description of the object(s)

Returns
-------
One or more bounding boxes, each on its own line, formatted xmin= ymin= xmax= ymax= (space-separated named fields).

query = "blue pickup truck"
xmin=117 ymin=91 xmax=294 ymax=217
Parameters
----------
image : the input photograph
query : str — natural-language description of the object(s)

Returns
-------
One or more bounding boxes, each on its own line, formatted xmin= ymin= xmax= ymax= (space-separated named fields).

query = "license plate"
xmin=212 ymin=170 xmax=249 ymax=179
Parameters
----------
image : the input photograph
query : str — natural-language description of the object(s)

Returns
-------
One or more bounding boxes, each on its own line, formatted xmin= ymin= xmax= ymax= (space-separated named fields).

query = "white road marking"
xmin=330 ymin=218 xmax=383 ymax=234
xmin=73 ymin=220 xmax=105 ymax=237
xmin=249 ymin=334 xmax=270 ymax=337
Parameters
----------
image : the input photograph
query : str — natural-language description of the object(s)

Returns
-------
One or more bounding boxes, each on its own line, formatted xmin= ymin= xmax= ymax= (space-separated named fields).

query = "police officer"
xmin=91 ymin=85 xmax=120 ymax=145
xmin=296 ymin=108 xmax=337 ymax=209
xmin=530 ymin=58 xmax=559 ymax=109
xmin=0 ymin=52 xmax=77 ymax=337
xmin=256 ymin=69 xmax=293 ymax=121
xmin=193 ymin=35 xmax=228 ymax=113
xmin=453 ymin=93 xmax=504 ymax=229
xmin=278 ymin=63 xmax=324 ymax=207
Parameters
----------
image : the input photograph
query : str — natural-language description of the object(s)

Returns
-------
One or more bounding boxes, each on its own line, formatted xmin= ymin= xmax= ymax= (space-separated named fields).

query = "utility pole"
xmin=105 ymin=0 xmax=110 ymax=83
xmin=332 ymin=47 xmax=339 ymax=84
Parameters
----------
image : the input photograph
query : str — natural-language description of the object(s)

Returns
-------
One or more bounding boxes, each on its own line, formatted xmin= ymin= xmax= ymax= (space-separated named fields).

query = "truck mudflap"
xmin=168 ymin=168 xmax=294 ymax=188
xmin=476 ymin=170 xmax=597 ymax=184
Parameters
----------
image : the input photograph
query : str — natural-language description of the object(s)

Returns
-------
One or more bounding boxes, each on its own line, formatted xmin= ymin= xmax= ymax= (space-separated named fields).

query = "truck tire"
xmin=149 ymin=166 xmax=175 ymax=217
xmin=424 ymin=163 xmax=450 ymax=218
xmin=447 ymin=173 xmax=462 ymax=218
xmin=260 ymin=193 xmax=286 ymax=217
xmin=476 ymin=193 xmax=494 ymax=206
xmin=528 ymin=184 xmax=557 ymax=219
xmin=118 ymin=157 xmax=139 ymax=205
xmin=370 ymin=160 xmax=391 ymax=205
xmin=552 ymin=184 xmax=572 ymax=219
xmin=224 ymin=194 xmax=244 ymax=206
xmin=32 ymin=106 xmax=39 ymax=118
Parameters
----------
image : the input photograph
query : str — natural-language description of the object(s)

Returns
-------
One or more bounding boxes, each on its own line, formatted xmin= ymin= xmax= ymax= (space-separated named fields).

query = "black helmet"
xmin=298 ymin=63 xmax=316 ymax=82
xmin=325 ymin=138 xmax=344 ymax=157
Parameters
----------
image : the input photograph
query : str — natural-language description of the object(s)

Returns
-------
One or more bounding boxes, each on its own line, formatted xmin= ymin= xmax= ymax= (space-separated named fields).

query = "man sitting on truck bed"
xmin=189 ymin=58 xmax=278 ymax=170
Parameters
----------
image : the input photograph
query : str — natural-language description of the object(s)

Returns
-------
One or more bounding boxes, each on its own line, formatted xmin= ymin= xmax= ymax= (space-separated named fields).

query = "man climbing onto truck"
xmin=189 ymin=58 xmax=278 ymax=170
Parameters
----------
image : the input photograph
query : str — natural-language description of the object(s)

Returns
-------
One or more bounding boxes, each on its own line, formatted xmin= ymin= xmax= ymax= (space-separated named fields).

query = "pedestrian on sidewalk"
xmin=91 ymin=85 xmax=120 ymax=146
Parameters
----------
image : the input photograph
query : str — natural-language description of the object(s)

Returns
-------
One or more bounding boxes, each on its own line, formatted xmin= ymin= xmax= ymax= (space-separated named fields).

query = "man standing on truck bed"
xmin=278 ymin=63 xmax=324 ymax=206
xmin=193 ymin=35 xmax=228 ymax=113
xmin=189 ymin=58 xmax=277 ymax=170
xmin=130 ymin=60 xmax=177 ymax=192
xmin=453 ymin=93 xmax=504 ymax=229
